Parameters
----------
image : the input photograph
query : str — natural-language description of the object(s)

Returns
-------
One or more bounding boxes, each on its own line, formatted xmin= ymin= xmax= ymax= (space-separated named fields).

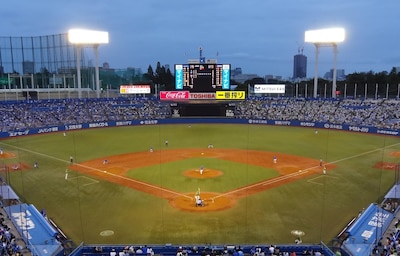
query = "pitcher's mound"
xmin=169 ymin=192 xmax=235 ymax=212
xmin=183 ymin=169 xmax=223 ymax=179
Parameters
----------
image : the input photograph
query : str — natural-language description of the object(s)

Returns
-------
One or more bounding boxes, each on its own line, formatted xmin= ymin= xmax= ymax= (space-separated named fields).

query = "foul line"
xmin=2 ymin=140 xmax=400 ymax=202
xmin=213 ymin=170 xmax=310 ymax=200
xmin=0 ymin=141 xmax=192 ymax=199
xmin=72 ymin=164 xmax=192 ymax=199
xmin=212 ymin=141 xmax=400 ymax=201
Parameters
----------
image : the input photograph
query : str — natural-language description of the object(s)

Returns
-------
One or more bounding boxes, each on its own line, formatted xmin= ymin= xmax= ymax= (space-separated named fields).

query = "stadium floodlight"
xmin=68 ymin=29 xmax=109 ymax=98
xmin=305 ymin=28 xmax=345 ymax=98
xmin=68 ymin=29 xmax=109 ymax=44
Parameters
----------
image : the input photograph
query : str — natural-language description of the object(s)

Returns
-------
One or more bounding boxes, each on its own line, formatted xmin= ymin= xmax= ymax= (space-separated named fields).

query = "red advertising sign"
xmin=160 ymin=91 xmax=190 ymax=100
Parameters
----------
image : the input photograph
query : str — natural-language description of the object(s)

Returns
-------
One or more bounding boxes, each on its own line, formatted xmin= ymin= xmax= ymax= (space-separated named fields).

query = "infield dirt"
xmin=69 ymin=148 xmax=333 ymax=212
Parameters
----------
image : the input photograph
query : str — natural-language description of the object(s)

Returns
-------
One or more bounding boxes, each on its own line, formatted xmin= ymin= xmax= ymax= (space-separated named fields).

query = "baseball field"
xmin=0 ymin=123 xmax=399 ymax=245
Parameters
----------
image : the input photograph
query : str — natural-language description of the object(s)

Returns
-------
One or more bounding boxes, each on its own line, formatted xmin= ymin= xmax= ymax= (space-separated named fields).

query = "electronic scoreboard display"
xmin=175 ymin=64 xmax=230 ymax=92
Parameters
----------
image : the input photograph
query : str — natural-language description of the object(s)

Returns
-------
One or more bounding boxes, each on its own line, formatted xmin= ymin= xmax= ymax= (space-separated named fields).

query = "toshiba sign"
xmin=160 ymin=91 xmax=190 ymax=100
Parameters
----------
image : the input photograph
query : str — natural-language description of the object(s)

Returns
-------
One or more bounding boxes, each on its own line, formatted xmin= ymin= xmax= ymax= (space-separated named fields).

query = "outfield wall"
xmin=0 ymin=118 xmax=398 ymax=139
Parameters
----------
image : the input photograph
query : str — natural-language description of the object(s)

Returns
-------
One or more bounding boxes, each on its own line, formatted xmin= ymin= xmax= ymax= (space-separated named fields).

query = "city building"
xmin=231 ymin=73 xmax=259 ymax=83
xmin=293 ymin=52 xmax=307 ymax=80
xmin=324 ymin=68 xmax=346 ymax=81
xmin=231 ymin=67 xmax=242 ymax=77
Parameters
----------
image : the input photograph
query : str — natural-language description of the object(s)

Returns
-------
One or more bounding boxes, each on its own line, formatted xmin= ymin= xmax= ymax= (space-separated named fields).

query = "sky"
xmin=1 ymin=0 xmax=399 ymax=79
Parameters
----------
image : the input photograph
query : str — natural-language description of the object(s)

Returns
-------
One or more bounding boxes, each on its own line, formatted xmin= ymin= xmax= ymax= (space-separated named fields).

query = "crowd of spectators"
xmin=0 ymin=96 xmax=171 ymax=132
xmin=0 ymin=211 xmax=24 ymax=255
xmin=0 ymin=96 xmax=399 ymax=132
xmin=235 ymin=97 xmax=400 ymax=130
xmin=373 ymin=220 xmax=400 ymax=256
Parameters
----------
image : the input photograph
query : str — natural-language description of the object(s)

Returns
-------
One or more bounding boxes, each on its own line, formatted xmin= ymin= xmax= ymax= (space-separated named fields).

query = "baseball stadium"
xmin=0 ymin=33 xmax=400 ymax=256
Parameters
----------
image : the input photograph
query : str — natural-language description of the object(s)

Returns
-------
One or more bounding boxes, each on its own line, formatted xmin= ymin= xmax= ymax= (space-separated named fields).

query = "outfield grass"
xmin=0 ymin=124 xmax=399 ymax=245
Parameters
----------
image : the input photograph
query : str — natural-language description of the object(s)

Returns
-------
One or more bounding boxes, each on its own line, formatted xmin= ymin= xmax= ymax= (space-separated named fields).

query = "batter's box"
xmin=67 ymin=175 xmax=99 ymax=187
xmin=307 ymin=174 xmax=339 ymax=185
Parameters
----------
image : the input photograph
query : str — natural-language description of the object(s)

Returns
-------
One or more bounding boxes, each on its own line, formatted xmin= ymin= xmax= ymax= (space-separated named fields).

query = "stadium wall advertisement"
xmin=0 ymin=118 xmax=399 ymax=138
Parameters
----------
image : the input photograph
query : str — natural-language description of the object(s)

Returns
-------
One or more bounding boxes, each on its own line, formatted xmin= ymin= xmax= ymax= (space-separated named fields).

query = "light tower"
xmin=68 ymin=29 xmax=109 ymax=98
xmin=305 ymin=28 xmax=345 ymax=98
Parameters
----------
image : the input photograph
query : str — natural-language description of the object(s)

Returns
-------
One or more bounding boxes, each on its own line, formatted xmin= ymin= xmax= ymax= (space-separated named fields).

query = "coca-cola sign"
xmin=160 ymin=91 xmax=190 ymax=100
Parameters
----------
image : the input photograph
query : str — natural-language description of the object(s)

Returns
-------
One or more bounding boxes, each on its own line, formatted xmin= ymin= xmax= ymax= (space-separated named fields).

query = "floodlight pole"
xmin=312 ymin=43 xmax=339 ymax=99
xmin=69 ymin=29 xmax=109 ymax=99
xmin=313 ymin=44 xmax=320 ymax=99
xmin=94 ymin=44 xmax=100 ymax=98
xmin=75 ymin=46 xmax=82 ymax=99
xmin=332 ymin=44 xmax=338 ymax=98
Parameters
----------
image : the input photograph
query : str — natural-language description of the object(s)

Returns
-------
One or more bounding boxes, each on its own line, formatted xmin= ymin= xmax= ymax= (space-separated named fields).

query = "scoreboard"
xmin=175 ymin=64 xmax=230 ymax=92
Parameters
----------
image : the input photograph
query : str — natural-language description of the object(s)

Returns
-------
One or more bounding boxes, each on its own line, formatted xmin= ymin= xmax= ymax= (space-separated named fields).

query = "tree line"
xmin=142 ymin=62 xmax=400 ymax=97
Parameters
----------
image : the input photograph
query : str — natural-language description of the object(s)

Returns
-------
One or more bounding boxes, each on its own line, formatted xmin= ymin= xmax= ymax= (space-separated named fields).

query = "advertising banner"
xmin=189 ymin=93 xmax=216 ymax=100
xmin=159 ymin=91 xmax=190 ymax=100
xmin=120 ymin=85 xmax=151 ymax=94
xmin=254 ymin=84 xmax=285 ymax=94
xmin=215 ymin=91 xmax=246 ymax=100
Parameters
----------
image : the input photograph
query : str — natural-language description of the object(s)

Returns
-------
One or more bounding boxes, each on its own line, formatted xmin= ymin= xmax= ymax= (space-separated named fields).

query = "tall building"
xmin=22 ymin=61 xmax=34 ymax=74
xmin=324 ymin=69 xmax=346 ymax=80
xmin=293 ymin=53 xmax=307 ymax=79
xmin=231 ymin=67 xmax=242 ymax=77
